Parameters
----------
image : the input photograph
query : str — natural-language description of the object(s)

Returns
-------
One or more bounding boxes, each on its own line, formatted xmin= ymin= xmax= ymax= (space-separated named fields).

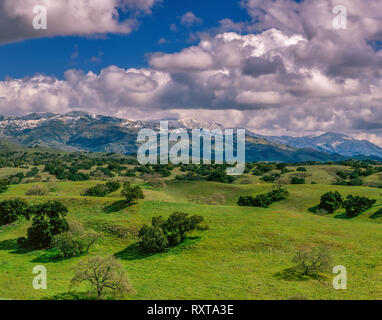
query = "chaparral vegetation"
xmin=0 ymin=143 xmax=382 ymax=300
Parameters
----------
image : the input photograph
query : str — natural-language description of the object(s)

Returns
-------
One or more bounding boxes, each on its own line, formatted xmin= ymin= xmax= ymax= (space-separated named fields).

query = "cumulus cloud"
xmin=180 ymin=11 xmax=203 ymax=27
xmin=0 ymin=0 xmax=161 ymax=44
xmin=2 ymin=0 xmax=382 ymax=142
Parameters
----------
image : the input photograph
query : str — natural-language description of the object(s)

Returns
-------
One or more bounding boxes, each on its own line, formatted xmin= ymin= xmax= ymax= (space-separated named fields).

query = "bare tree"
xmin=70 ymin=256 xmax=133 ymax=299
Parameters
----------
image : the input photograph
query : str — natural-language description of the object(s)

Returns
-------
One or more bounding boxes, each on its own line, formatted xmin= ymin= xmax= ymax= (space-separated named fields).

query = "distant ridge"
xmin=0 ymin=111 xmax=377 ymax=162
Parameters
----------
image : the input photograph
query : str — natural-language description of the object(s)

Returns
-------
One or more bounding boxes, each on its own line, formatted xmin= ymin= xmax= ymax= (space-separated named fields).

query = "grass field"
xmin=1 ymin=166 xmax=382 ymax=300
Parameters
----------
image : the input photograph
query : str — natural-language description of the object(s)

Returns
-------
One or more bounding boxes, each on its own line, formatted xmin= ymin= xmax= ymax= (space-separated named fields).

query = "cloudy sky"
xmin=1 ymin=0 xmax=382 ymax=144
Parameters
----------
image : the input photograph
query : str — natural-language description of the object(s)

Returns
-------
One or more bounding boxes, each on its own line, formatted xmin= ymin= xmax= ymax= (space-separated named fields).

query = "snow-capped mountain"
xmin=261 ymin=132 xmax=382 ymax=158
xmin=0 ymin=111 xmax=378 ymax=161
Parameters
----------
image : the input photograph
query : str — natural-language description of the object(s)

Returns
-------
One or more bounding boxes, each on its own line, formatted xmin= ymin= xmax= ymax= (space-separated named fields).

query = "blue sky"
xmin=0 ymin=0 xmax=249 ymax=80
xmin=1 ymin=0 xmax=382 ymax=144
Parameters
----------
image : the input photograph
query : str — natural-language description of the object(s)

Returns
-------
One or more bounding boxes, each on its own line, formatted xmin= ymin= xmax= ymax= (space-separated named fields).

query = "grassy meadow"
xmin=1 ymin=163 xmax=382 ymax=300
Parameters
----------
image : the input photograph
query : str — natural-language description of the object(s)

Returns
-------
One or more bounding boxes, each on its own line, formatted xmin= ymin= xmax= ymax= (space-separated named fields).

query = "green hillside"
xmin=1 ymin=177 xmax=382 ymax=300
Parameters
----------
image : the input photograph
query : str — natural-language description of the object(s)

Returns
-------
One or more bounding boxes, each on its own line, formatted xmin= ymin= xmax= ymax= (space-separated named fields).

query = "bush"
xmin=138 ymin=212 xmax=208 ymax=253
xmin=319 ymin=191 xmax=343 ymax=213
xmin=121 ymin=182 xmax=144 ymax=205
xmin=344 ymin=195 xmax=376 ymax=218
xmin=105 ymin=181 xmax=121 ymax=193
xmin=0 ymin=199 xmax=30 ymax=225
xmin=261 ymin=173 xmax=281 ymax=183
xmin=292 ymin=247 xmax=332 ymax=276
xmin=27 ymin=201 xmax=69 ymax=248
xmin=0 ymin=179 xmax=9 ymax=194
xmin=206 ymin=170 xmax=234 ymax=184
xmin=238 ymin=188 xmax=289 ymax=208
xmin=296 ymin=167 xmax=307 ymax=172
xmin=347 ymin=178 xmax=363 ymax=186
xmin=138 ymin=225 xmax=169 ymax=253
xmin=25 ymin=185 xmax=49 ymax=196
xmin=53 ymin=222 xmax=101 ymax=258
xmin=291 ymin=177 xmax=305 ymax=184
xmin=82 ymin=181 xmax=121 ymax=197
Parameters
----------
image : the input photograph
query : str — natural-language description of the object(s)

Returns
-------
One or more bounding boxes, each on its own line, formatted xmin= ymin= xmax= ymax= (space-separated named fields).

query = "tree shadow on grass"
xmin=334 ymin=212 xmax=351 ymax=219
xmin=274 ymin=267 xmax=326 ymax=282
xmin=370 ymin=210 xmax=382 ymax=220
xmin=114 ymin=243 xmax=155 ymax=261
xmin=31 ymin=251 xmax=64 ymax=263
xmin=41 ymin=291 xmax=94 ymax=301
xmin=115 ymin=237 xmax=201 ymax=261
xmin=103 ymin=200 xmax=132 ymax=213
xmin=0 ymin=239 xmax=18 ymax=251
xmin=0 ymin=239 xmax=35 ymax=254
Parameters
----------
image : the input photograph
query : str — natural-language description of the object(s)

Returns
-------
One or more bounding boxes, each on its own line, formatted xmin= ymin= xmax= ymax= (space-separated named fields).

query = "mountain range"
xmin=0 ymin=111 xmax=380 ymax=162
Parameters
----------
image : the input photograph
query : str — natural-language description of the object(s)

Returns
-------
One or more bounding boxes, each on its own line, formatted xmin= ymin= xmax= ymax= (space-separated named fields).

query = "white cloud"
xmin=180 ymin=11 xmax=202 ymax=27
xmin=0 ymin=0 xmax=161 ymax=44
xmin=2 ymin=0 xmax=382 ymax=141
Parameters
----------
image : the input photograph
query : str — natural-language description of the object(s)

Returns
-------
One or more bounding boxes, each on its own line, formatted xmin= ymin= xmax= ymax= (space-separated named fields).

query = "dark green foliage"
xmin=138 ymin=225 xmax=169 ymax=253
xmin=27 ymin=201 xmax=69 ymax=248
xmin=261 ymin=173 xmax=281 ymax=183
xmin=0 ymin=178 xmax=9 ymax=194
xmin=238 ymin=188 xmax=289 ymax=208
xmin=291 ymin=177 xmax=305 ymax=185
xmin=206 ymin=169 xmax=234 ymax=184
xmin=138 ymin=212 xmax=208 ymax=253
xmin=343 ymin=195 xmax=376 ymax=218
xmin=296 ymin=167 xmax=307 ymax=172
xmin=83 ymin=181 xmax=121 ymax=197
xmin=121 ymin=182 xmax=144 ymax=205
xmin=45 ymin=162 xmax=90 ymax=181
xmin=83 ymin=184 xmax=110 ymax=197
xmin=105 ymin=181 xmax=121 ymax=193
xmin=0 ymin=199 xmax=29 ymax=225
xmin=347 ymin=178 xmax=363 ymax=186
xmin=8 ymin=172 xmax=25 ymax=184
xmin=53 ymin=222 xmax=100 ymax=258
xmin=319 ymin=192 xmax=343 ymax=213
xmin=252 ymin=163 xmax=276 ymax=176
xmin=26 ymin=167 xmax=39 ymax=178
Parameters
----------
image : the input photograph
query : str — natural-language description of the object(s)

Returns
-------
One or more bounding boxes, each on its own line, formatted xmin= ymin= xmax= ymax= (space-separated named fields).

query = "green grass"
xmin=1 ymin=169 xmax=382 ymax=300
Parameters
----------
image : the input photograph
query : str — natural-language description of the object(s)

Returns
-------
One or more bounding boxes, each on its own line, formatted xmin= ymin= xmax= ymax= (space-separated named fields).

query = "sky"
xmin=1 ymin=0 xmax=382 ymax=145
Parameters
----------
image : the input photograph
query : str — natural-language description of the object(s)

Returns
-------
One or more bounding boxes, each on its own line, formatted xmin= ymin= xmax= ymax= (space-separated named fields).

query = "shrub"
xmin=291 ymin=177 xmax=305 ymax=184
xmin=25 ymin=185 xmax=49 ymax=196
xmin=261 ymin=173 xmax=281 ymax=183
xmin=82 ymin=184 xmax=110 ymax=197
xmin=121 ymin=182 xmax=144 ymax=205
xmin=138 ymin=212 xmax=208 ymax=253
xmin=343 ymin=195 xmax=376 ymax=217
xmin=27 ymin=201 xmax=69 ymax=248
xmin=53 ymin=221 xmax=101 ymax=258
xmin=252 ymin=163 xmax=275 ymax=176
xmin=0 ymin=199 xmax=30 ymax=225
xmin=296 ymin=167 xmax=307 ymax=172
xmin=206 ymin=170 xmax=234 ymax=184
xmin=347 ymin=178 xmax=363 ymax=186
xmin=82 ymin=181 xmax=121 ymax=197
xmin=238 ymin=188 xmax=289 ymax=208
xmin=26 ymin=167 xmax=39 ymax=178
xmin=138 ymin=225 xmax=169 ymax=253
xmin=105 ymin=181 xmax=121 ymax=193
xmin=292 ymin=247 xmax=332 ymax=276
xmin=319 ymin=191 xmax=343 ymax=213
xmin=0 ymin=179 xmax=9 ymax=194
